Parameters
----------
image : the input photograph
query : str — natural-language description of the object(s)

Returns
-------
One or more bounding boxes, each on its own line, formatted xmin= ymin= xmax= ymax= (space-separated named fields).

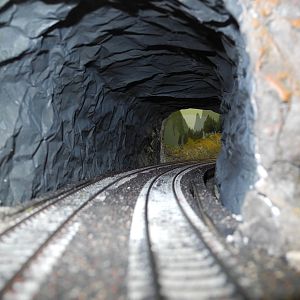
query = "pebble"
xmin=286 ymin=251 xmax=300 ymax=271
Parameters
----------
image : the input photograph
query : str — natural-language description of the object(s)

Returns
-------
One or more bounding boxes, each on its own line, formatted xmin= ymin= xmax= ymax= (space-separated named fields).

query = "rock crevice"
xmin=0 ymin=0 xmax=251 ymax=208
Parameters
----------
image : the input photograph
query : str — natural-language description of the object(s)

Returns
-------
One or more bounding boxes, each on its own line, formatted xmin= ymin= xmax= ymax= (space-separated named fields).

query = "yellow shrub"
xmin=165 ymin=133 xmax=221 ymax=162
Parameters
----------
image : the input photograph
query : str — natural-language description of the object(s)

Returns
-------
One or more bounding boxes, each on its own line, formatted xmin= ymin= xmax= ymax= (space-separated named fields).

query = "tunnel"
xmin=1 ymin=0 xmax=300 ymax=255
xmin=0 ymin=0 xmax=256 ymax=210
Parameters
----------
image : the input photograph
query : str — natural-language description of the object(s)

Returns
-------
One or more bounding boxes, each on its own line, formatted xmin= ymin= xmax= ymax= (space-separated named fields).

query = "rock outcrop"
xmin=1 ymin=0 xmax=299 ymax=256
xmin=236 ymin=0 xmax=300 ymax=255
xmin=0 ymin=0 xmax=246 ymax=206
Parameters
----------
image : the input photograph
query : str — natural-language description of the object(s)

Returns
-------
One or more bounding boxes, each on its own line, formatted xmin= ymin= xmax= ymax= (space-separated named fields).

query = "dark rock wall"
xmin=215 ymin=2 xmax=257 ymax=213
xmin=0 ymin=0 xmax=248 ymax=206
xmin=1 ymin=0 xmax=297 ymax=256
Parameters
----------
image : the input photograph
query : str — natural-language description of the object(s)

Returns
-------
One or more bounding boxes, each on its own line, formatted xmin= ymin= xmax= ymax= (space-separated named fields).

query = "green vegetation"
xmin=165 ymin=133 xmax=221 ymax=162
xmin=163 ymin=111 xmax=189 ymax=146
xmin=162 ymin=109 xmax=222 ymax=162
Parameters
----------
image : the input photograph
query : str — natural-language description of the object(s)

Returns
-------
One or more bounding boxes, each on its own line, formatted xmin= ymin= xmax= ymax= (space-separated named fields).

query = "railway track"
xmin=0 ymin=162 xmax=187 ymax=300
xmin=0 ymin=162 xmax=191 ymax=236
xmin=0 ymin=161 xmax=251 ymax=299
xmin=128 ymin=163 xmax=250 ymax=300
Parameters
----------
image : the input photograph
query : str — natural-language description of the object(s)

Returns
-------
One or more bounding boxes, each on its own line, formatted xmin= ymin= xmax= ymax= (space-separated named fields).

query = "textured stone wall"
xmin=0 ymin=0 xmax=246 ymax=206
xmin=236 ymin=0 xmax=300 ymax=255
xmin=216 ymin=1 xmax=257 ymax=213
xmin=2 ymin=0 xmax=297 ymax=256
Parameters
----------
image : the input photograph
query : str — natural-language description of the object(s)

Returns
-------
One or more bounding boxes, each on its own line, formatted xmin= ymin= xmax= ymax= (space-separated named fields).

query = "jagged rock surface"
xmin=0 ymin=0 xmax=255 ymax=208
xmin=1 ymin=0 xmax=300 ymax=256
xmin=237 ymin=0 xmax=300 ymax=255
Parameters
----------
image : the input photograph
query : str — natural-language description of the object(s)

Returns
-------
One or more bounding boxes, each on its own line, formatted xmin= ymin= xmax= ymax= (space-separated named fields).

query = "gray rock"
xmin=238 ymin=0 xmax=300 ymax=254
xmin=0 ymin=0 xmax=247 ymax=206
xmin=0 ymin=0 xmax=299 ymax=256
xmin=0 ymin=26 xmax=30 ymax=63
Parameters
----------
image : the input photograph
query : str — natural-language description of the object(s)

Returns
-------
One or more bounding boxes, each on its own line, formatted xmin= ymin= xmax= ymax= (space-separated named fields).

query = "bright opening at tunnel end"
xmin=161 ymin=109 xmax=222 ymax=163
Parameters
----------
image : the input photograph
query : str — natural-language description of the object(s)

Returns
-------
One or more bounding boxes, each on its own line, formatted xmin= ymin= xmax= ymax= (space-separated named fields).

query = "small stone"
xmin=286 ymin=251 xmax=300 ymax=271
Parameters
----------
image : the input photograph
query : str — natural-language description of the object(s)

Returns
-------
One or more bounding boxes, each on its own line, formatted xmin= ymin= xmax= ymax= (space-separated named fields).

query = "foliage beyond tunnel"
xmin=162 ymin=109 xmax=222 ymax=162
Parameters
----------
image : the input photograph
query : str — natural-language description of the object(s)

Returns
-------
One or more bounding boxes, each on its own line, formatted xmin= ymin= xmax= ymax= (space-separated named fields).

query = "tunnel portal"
xmin=1 ymin=0 xmax=300 ymax=265
xmin=0 ymin=0 xmax=255 ymax=214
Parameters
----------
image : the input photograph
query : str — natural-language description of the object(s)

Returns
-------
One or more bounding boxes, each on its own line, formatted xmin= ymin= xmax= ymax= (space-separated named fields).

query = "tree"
xmin=203 ymin=115 xmax=221 ymax=135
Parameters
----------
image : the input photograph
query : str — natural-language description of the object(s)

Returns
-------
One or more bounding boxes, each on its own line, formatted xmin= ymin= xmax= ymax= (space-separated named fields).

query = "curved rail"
xmin=172 ymin=165 xmax=250 ymax=299
xmin=0 ymin=179 xmax=95 ymax=238
xmin=128 ymin=163 xmax=204 ymax=299
xmin=0 ymin=161 xmax=190 ymax=239
xmin=128 ymin=162 xmax=249 ymax=300
xmin=0 ymin=162 xmax=188 ymax=298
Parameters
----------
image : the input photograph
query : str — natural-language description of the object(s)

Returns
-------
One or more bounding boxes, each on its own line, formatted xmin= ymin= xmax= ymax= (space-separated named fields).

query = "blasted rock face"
xmin=1 ymin=0 xmax=299 ymax=256
xmin=237 ymin=0 xmax=300 ymax=255
xmin=0 ymin=0 xmax=246 ymax=206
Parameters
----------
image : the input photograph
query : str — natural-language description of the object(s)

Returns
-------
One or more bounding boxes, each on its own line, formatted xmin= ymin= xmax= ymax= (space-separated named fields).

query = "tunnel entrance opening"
xmin=0 ymin=0 xmax=256 ymax=217
xmin=0 ymin=0 xmax=299 ymax=262
xmin=160 ymin=109 xmax=222 ymax=163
